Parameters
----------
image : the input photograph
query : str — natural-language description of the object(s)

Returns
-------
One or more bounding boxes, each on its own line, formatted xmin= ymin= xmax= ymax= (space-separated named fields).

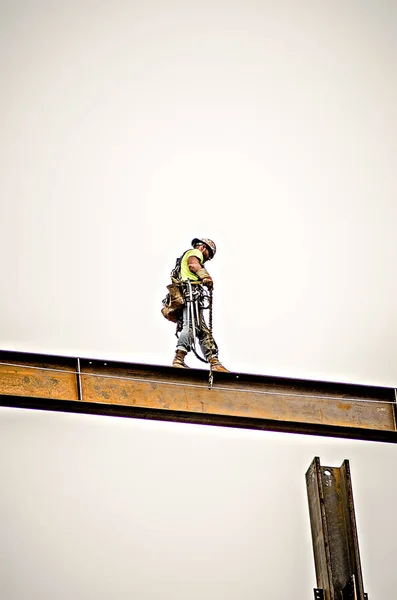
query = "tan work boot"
xmin=172 ymin=349 xmax=190 ymax=369
xmin=209 ymin=357 xmax=229 ymax=373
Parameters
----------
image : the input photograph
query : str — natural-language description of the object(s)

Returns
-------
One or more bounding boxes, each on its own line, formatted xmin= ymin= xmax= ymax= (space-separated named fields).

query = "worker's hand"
xmin=196 ymin=267 xmax=213 ymax=289
xmin=202 ymin=276 xmax=213 ymax=290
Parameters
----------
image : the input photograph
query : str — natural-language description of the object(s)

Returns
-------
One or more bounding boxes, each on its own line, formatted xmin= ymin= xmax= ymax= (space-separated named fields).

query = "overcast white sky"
xmin=1 ymin=1 xmax=397 ymax=599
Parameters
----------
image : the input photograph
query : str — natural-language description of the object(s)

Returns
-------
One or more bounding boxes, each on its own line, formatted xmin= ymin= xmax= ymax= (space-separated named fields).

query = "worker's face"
xmin=199 ymin=244 xmax=211 ymax=261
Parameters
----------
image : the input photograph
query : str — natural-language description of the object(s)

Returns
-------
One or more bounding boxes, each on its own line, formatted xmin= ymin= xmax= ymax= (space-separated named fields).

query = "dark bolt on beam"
xmin=306 ymin=457 xmax=368 ymax=600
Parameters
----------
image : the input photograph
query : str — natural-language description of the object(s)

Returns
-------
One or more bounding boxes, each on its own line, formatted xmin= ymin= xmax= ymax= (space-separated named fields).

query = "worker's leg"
xmin=173 ymin=305 xmax=193 ymax=368
xmin=197 ymin=313 xmax=229 ymax=372
xmin=197 ymin=314 xmax=217 ymax=360
xmin=176 ymin=305 xmax=194 ymax=353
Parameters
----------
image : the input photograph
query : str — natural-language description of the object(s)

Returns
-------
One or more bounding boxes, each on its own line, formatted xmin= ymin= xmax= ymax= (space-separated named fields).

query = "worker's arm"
xmin=187 ymin=256 xmax=213 ymax=289
xmin=187 ymin=256 xmax=203 ymax=273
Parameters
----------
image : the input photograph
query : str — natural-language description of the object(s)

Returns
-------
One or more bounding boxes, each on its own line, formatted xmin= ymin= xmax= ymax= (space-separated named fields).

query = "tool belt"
xmin=161 ymin=280 xmax=208 ymax=323
xmin=161 ymin=282 xmax=185 ymax=323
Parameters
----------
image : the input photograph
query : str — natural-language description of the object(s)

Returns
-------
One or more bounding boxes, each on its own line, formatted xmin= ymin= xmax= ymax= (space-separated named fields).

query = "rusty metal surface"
xmin=0 ymin=356 xmax=77 ymax=400
xmin=2 ymin=393 xmax=397 ymax=444
xmin=79 ymin=363 xmax=394 ymax=431
xmin=306 ymin=458 xmax=367 ymax=600
xmin=0 ymin=349 xmax=396 ymax=442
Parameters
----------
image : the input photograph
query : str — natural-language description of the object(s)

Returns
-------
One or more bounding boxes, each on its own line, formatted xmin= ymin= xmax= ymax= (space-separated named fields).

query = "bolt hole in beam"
xmin=323 ymin=469 xmax=332 ymax=477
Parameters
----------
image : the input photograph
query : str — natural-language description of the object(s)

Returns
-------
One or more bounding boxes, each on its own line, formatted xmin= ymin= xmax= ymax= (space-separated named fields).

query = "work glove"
xmin=196 ymin=268 xmax=213 ymax=289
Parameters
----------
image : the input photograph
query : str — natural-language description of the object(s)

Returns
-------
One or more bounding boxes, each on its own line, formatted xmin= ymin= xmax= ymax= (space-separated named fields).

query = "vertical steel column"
xmin=306 ymin=457 xmax=368 ymax=600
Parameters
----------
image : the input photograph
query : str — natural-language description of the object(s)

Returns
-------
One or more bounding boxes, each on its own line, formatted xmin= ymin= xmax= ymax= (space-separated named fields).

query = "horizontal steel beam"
xmin=0 ymin=349 xmax=396 ymax=443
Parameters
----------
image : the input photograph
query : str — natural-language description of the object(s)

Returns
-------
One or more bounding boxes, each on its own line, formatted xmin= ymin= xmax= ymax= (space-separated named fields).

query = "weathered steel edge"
xmin=0 ymin=348 xmax=394 ymax=400
xmin=2 ymin=394 xmax=397 ymax=444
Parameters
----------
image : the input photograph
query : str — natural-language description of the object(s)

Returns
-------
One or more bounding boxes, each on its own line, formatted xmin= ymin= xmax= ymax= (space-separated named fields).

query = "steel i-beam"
xmin=306 ymin=457 xmax=368 ymax=600
xmin=0 ymin=349 xmax=397 ymax=443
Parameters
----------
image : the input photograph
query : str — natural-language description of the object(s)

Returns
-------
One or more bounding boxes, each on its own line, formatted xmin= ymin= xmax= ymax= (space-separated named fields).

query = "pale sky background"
xmin=1 ymin=1 xmax=397 ymax=598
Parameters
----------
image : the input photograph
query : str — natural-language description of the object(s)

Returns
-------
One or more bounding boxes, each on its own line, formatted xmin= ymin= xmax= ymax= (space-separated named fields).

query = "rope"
xmin=0 ymin=361 xmax=395 ymax=406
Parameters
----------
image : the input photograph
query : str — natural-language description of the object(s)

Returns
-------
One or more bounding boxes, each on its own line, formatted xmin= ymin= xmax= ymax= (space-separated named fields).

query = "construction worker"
xmin=172 ymin=238 xmax=229 ymax=372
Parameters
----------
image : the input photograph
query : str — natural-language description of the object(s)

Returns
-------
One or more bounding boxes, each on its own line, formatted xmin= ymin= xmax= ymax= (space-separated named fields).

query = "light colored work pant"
xmin=176 ymin=304 xmax=218 ymax=360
